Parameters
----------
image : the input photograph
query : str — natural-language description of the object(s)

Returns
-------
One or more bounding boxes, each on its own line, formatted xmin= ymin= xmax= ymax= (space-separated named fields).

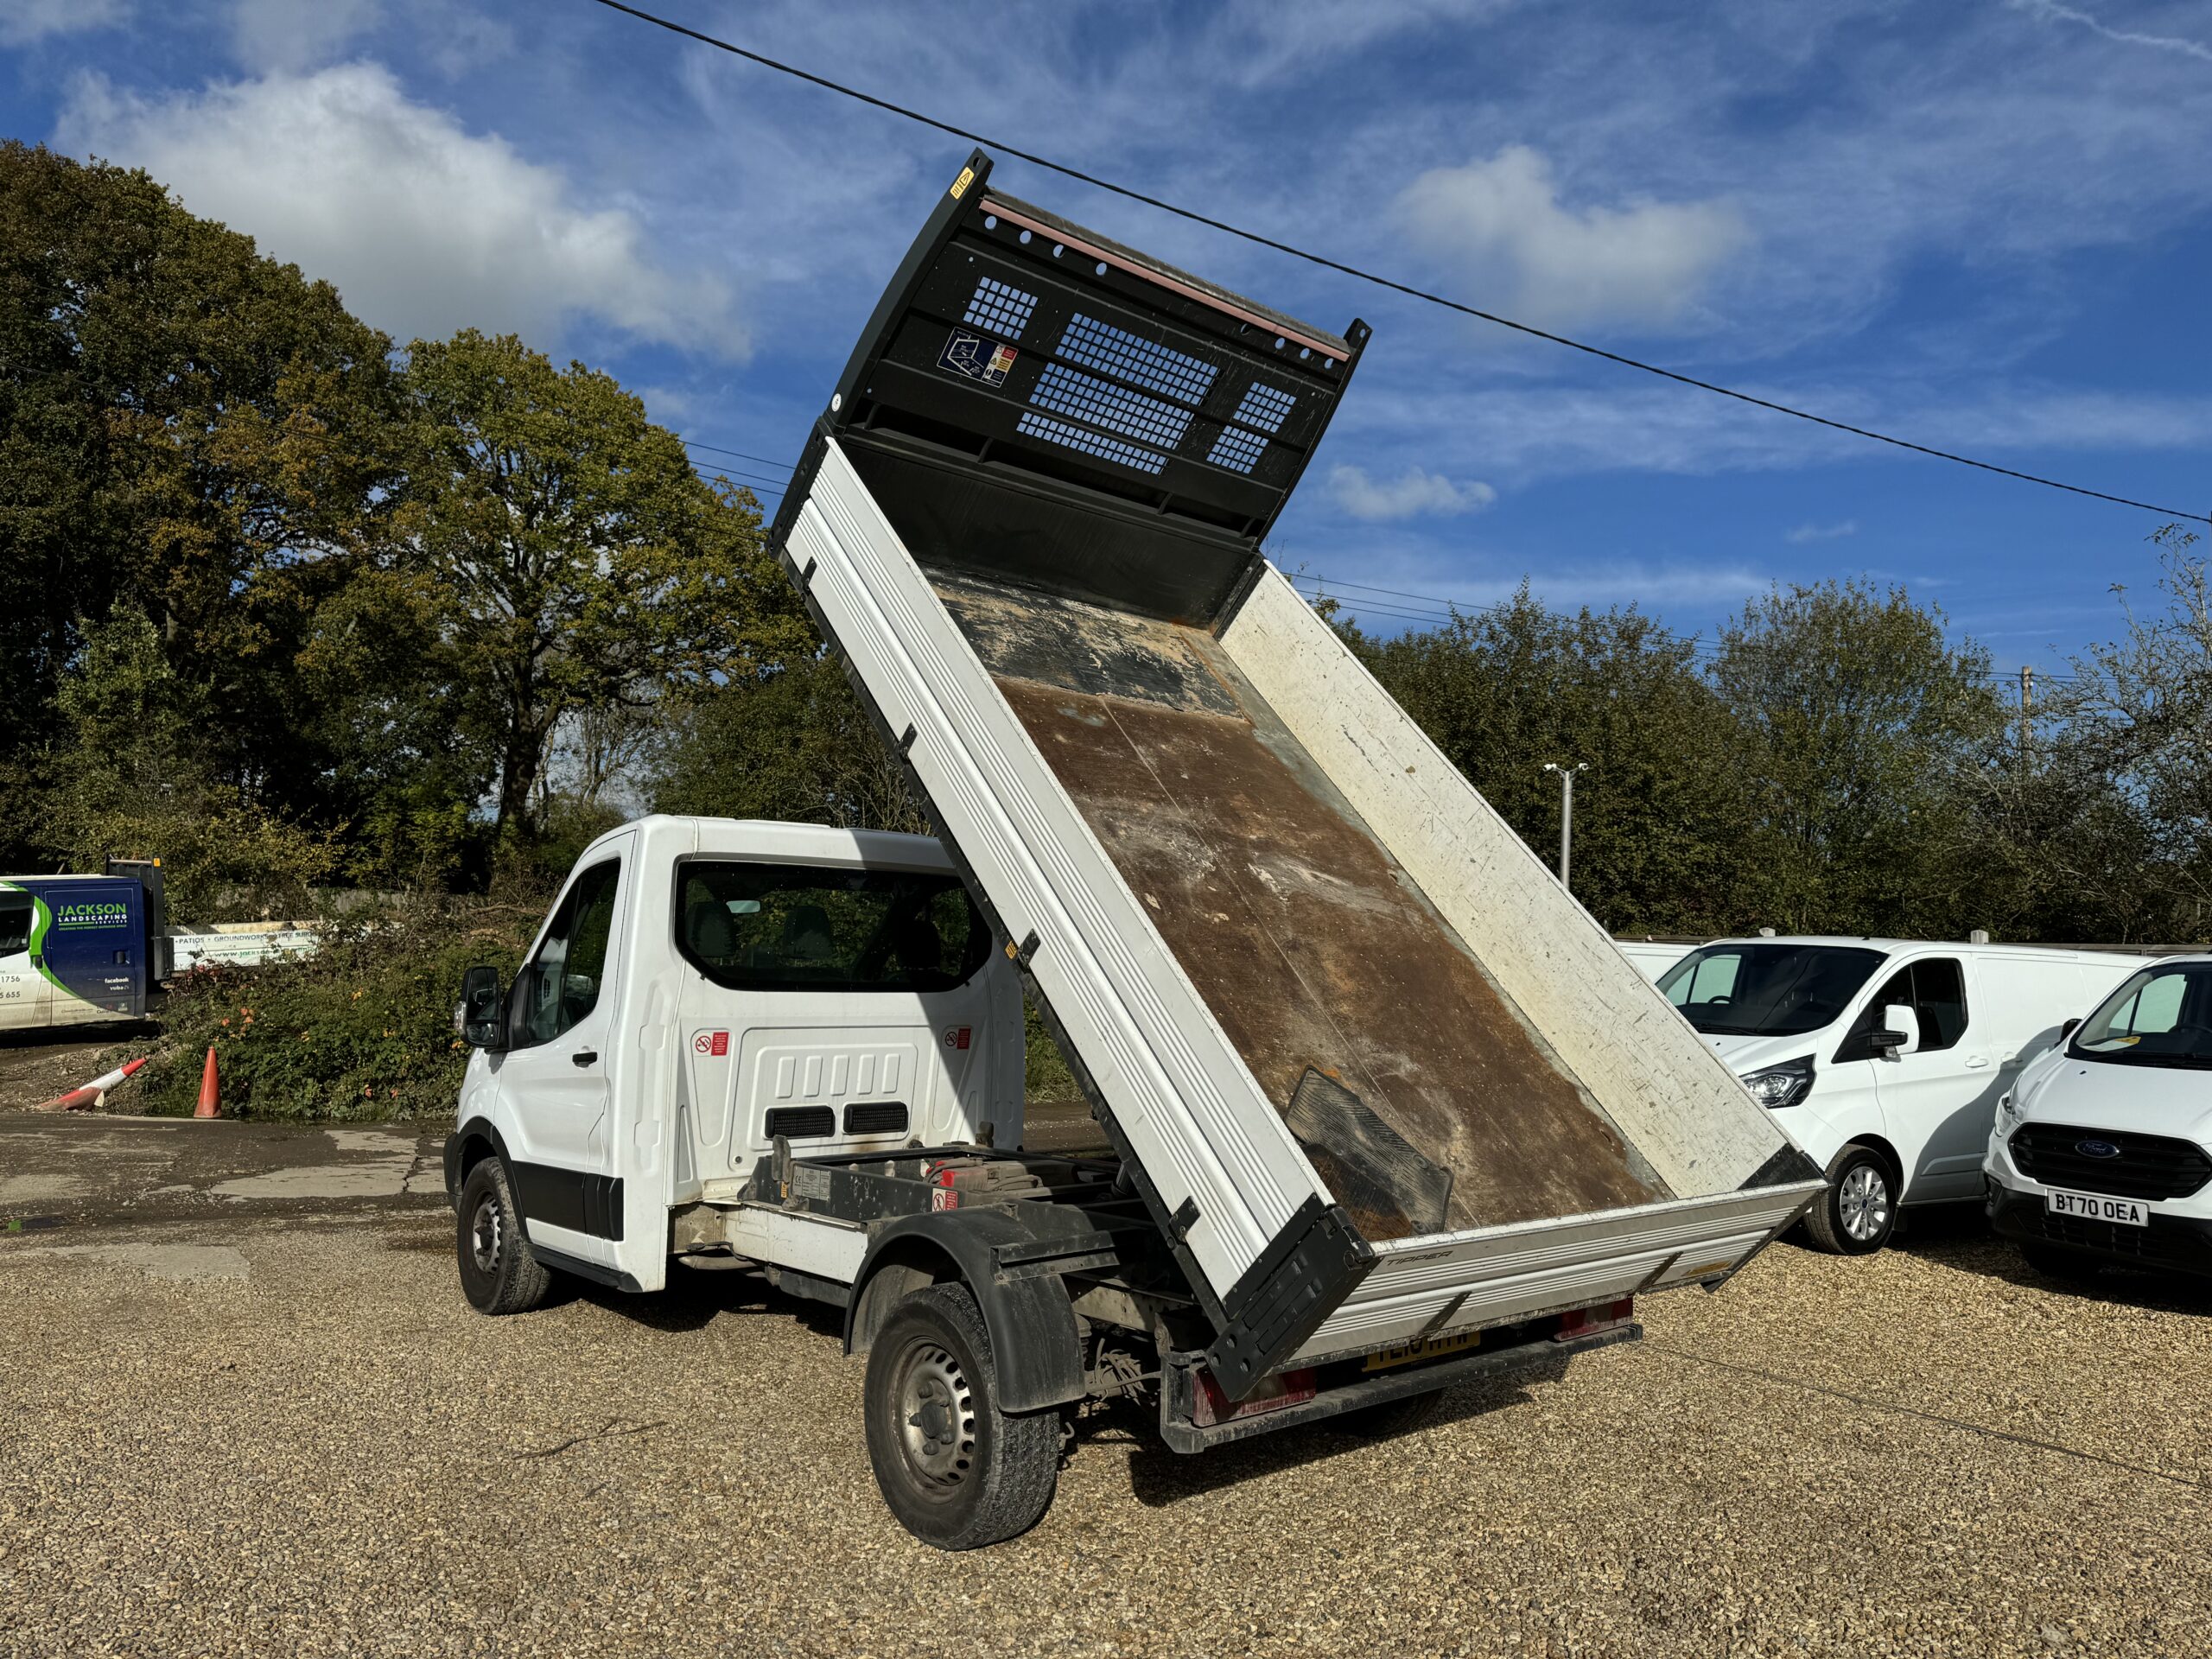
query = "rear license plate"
xmin=2046 ymin=1189 xmax=2148 ymax=1227
xmin=1363 ymin=1328 xmax=1481 ymax=1372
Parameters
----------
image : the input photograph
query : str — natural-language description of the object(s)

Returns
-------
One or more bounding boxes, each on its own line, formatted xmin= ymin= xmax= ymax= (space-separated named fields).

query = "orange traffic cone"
xmin=194 ymin=1047 xmax=221 ymax=1119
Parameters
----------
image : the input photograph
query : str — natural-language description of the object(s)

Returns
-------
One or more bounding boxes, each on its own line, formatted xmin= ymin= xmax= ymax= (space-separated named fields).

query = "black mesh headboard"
xmin=779 ymin=148 xmax=1370 ymax=625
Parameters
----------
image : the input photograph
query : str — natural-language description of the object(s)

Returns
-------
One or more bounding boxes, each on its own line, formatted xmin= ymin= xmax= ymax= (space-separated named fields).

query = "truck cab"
xmin=447 ymin=816 xmax=1022 ymax=1292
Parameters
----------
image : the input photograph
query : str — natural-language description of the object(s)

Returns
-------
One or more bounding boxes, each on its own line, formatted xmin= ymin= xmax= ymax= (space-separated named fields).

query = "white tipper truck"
xmin=444 ymin=149 xmax=1825 ymax=1549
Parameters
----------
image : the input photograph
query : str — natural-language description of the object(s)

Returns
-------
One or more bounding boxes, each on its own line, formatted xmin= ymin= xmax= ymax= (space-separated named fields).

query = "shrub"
xmin=129 ymin=900 xmax=538 ymax=1122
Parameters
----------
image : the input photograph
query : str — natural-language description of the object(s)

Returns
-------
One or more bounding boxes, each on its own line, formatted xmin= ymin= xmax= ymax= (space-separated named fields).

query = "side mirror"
xmin=2061 ymin=1016 xmax=2082 ymax=1039
xmin=457 ymin=965 xmax=506 ymax=1051
xmin=1871 ymin=1002 xmax=1921 ymax=1060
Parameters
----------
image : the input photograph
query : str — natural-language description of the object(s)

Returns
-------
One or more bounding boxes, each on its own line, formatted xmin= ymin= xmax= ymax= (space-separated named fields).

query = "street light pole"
xmin=1542 ymin=762 xmax=1586 ymax=892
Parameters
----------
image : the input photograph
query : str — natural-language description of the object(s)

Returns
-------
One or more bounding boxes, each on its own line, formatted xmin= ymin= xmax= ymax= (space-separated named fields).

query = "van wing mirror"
xmin=2061 ymin=1015 xmax=2082 ymax=1039
xmin=457 ymin=965 xmax=506 ymax=1051
xmin=1871 ymin=1002 xmax=1921 ymax=1059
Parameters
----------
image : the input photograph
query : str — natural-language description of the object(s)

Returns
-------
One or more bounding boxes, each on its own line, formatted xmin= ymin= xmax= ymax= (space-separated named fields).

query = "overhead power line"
xmin=682 ymin=438 xmax=795 ymax=473
xmin=590 ymin=0 xmax=2209 ymax=527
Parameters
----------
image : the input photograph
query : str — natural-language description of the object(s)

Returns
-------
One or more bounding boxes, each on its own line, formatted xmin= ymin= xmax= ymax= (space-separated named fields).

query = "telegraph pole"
xmin=2018 ymin=664 xmax=2033 ymax=767
xmin=1542 ymin=762 xmax=1586 ymax=892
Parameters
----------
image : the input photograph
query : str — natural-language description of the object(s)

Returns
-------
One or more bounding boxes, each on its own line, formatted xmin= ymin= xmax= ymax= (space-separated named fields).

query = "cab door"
xmin=492 ymin=839 xmax=632 ymax=1267
xmin=1859 ymin=956 xmax=1990 ymax=1201
xmin=0 ymin=886 xmax=52 ymax=1031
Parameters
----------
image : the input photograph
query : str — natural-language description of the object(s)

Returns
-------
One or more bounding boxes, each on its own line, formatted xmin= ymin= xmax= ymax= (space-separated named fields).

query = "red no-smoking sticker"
xmin=944 ymin=1027 xmax=971 ymax=1051
xmin=694 ymin=1031 xmax=729 ymax=1057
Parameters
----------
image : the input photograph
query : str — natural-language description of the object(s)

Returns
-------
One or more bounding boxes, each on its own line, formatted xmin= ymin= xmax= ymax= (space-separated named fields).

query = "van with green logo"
xmin=0 ymin=862 xmax=169 ymax=1031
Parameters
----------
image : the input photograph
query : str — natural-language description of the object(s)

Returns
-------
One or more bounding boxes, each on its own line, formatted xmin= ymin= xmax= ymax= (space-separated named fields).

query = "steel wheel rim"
xmin=895 ymin=1340 xmax=976 ymax=1489
xmin=470 ymin=1196 xmax=503 ymax=1274
xmin=1839 ymin=1164 xmax=1891 ymax=1243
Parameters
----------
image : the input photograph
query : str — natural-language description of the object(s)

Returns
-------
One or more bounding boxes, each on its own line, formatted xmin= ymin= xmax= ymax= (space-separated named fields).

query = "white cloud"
xmin=229 ymin=0 xmax=380 ymax=72
xmin=2008 ymin=0 xmax=2212 ymax=66
xmin=54 ymin=65 xmax=745 ymax=359
xmin=0 ymin=0 xmax=126 ymax=46
xmin=1330 ymin=464 xmax=1497 ymax=521
xmin=1396 ymin=146 xmax=1750 ymax=332
xmin=1785 ymin=520 xmax=1859 ymax=543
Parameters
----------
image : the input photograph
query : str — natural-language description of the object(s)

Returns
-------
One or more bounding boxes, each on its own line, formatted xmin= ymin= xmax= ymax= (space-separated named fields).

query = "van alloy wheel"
xmin=1838 ymin=1163 xmax=1891 ymax=1243
xmin=1802 ymin=1144 xmax=1899 ymax=1255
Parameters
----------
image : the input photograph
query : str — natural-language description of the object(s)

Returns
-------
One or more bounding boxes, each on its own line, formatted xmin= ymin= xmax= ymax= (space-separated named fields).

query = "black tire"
xmin=1337 ymin=1385 xmax=1449 ymax=1439
xmin=862 ymin=1282 xmax=1062 ymax=1550
xmin=2018 ymin=1240 xmax=2105 ymax=1281
xmin=1802 ymin=1143 xmax=1899 ymax=1255
xmin=456 ymin=1158 xmax=554 ymax=1315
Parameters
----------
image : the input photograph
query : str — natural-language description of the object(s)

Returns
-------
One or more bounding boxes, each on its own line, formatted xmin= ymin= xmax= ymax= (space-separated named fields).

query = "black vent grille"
xmin=764 ymin=1106 xmax=835 ymax=1141
xmin=843 ymin=1102 xmax=910 ymax=1136
xmin=2009 ymin=1124 xmax=2212 ymax=1200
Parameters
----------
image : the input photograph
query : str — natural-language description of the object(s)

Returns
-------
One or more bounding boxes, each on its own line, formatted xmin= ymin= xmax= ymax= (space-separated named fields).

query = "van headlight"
xmin=1998 ymin=1091 xmax=2024 ymax=1126
xmin=1742 ymin=1056 xmax=1815 ymax=1109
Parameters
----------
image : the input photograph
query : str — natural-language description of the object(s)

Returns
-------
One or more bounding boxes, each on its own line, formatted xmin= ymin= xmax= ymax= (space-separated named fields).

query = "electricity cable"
xmin=588 ymin=0 xmax=2211 ymax=527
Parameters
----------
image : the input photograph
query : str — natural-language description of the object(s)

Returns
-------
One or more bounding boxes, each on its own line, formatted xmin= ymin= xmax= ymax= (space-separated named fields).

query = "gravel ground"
xmin=3 ymin=1206 xmax=2208 ymax=1659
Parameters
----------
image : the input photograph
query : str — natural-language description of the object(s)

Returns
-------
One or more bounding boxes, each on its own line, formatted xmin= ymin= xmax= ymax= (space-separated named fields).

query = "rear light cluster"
xmin=1554 ymin=1298 xmax=1634 ymax=1340
xmin=1191 ymin=1366 xmax=1316 ymax=1428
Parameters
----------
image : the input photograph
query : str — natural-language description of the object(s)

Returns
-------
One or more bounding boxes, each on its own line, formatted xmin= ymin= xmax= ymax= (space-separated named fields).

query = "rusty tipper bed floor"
xmin=934 ymin=573 xmax=1669 ymax=1236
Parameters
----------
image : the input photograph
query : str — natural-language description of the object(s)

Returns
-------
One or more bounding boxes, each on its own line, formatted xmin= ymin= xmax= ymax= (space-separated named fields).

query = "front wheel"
xmin=456 ymin=1158 xmax=553 ymax=1315
xmin=862 ymin=1282 xmax=1062 ymax=1550
xmin=1802 ymin=1144 xmax=1898 ymax=1255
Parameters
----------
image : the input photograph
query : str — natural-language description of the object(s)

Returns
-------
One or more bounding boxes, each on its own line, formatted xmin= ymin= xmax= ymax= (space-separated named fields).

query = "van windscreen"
xmin=1658 ymin=944 xmax=1887 ymax=1038
xmin=2069 ymin=962 xmax=2212 ymax=1068
xmin=677 ymin=861 xmax=991 ymax=994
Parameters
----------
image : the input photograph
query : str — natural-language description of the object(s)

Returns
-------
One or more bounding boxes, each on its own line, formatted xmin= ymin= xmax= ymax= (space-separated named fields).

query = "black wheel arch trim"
xmin=843 ymin=1208 xmax=1086 ymax=1414
xmin=444 ymin=1121 xmax=623 ymax=1243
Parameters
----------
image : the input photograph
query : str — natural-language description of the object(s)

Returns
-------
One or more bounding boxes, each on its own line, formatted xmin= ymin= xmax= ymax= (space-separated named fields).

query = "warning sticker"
xmin=694 ymin=1030 xmax=730 ymax=1057
xmin=938 ymin=330 xmax=1017 ymax=388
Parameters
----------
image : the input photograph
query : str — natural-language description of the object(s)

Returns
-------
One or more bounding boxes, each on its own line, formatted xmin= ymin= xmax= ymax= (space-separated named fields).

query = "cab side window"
xmin=0 ymin=893 xmax=30 ymax=957
xmin=518 ymin=860 xmax=620 ymax=1047
xmin=1836 ymin=957 xmax=1968 ymax=1060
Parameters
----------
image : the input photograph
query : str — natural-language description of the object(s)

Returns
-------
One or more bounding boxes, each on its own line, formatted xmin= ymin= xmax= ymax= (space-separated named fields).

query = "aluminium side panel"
xmin=784 ymin=437 xmax=1328 ymax=1305
xmin=1219 ymin=566 xmax=1816 ymax=1198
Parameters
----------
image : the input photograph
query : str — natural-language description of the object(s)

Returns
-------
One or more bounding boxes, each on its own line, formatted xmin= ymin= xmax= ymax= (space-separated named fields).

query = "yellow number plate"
xmin=1363 ymin=1328 xmax=1481 ymax=1372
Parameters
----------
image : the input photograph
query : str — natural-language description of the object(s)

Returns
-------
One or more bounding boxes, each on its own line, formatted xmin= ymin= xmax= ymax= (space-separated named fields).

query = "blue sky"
xmin=7 ymin=0 xmax=2211 ymax=676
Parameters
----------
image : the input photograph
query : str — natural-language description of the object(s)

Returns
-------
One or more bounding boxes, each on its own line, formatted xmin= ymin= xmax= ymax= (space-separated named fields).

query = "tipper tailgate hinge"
xmin=1201 ymin=1198 xmax=1372 ymax=1402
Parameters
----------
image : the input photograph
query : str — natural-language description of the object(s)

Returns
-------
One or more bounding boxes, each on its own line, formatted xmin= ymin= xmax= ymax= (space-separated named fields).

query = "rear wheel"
xmin=2018 ymin=1240 xmax=2105 ymax=1281
xmin=863 ymin=1283 xmax=1061 ymax=1550
xmin=1802 ymin=1144 xmax=1898 ymax=1255
xmin=456 ymin=1158 xmax=553 ymax=1315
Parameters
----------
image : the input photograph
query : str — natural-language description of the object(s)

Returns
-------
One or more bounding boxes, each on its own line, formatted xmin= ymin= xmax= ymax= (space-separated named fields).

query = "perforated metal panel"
xmin=810 ymin=147 xmax=1369 ymax=595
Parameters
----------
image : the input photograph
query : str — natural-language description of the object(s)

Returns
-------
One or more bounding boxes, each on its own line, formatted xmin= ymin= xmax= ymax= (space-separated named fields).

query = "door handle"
xmin=572 ymin=1050 xmax=599 ymax=1068
xmin=1965 ymin=1055 xmax=1991 ymax=1070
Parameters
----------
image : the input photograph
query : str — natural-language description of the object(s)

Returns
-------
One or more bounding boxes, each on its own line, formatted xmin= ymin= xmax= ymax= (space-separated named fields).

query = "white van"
xmin=1616 ymin=938 xmax=1698 ymax=982
xmin=1986 ymin=954 xmax=2212 ymax=1281
xmin=1656 ymin=938 xmax=2153 ymax=1254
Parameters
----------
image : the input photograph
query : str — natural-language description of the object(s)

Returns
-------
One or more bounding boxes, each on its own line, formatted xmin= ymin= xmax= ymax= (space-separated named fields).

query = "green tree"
xmin=383 ymin=331 xmax=815 ymax=848
xmin=1711 ymin=579 xmax=2003 ymax=934
xmin=0 ymin=143 xmax=397 ymax=863
xmin=2017 ymin=526 xmax=2212 ymax=940
xmin=38 ymin=608 xmax=337 ymax=919
xmin=651 ymin=650 xmax=927 ymax=834
xmin=1348 ymin=588 xmax=1751 ymax=932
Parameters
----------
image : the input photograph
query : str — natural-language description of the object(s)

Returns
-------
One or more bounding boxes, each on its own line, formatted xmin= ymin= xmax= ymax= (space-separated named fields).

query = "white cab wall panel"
xmin=784 ymin=439 xmax=1327 ymax=1303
